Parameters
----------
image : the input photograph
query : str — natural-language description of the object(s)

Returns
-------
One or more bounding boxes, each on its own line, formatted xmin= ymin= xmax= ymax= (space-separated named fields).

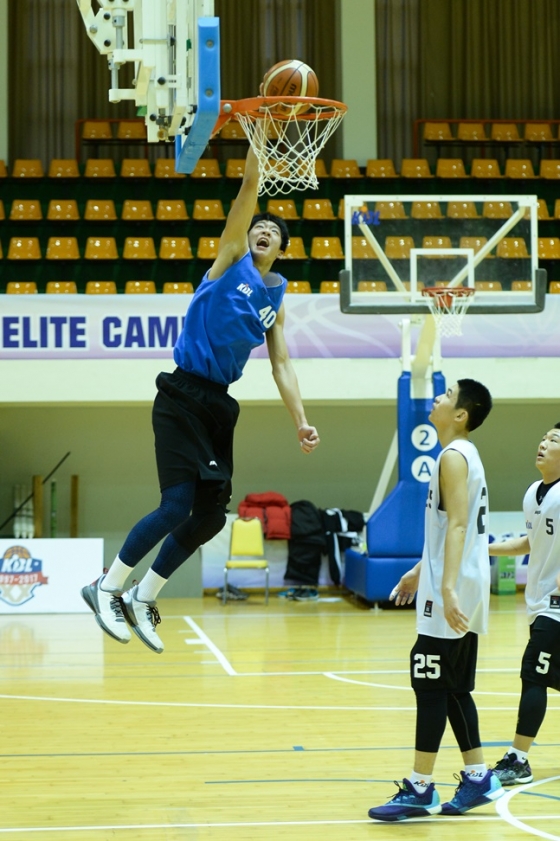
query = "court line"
xmin=496 ymin=776 xmax=560 ymax=841
xmin=182 ymin=616 xmax=237 ymax=675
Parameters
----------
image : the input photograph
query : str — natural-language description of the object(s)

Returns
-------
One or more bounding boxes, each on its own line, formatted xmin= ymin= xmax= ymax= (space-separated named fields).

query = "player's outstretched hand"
xmin=298 ymin=425 xmax=320 ymax=454
xmin=390 ymin=566 xmax=420 ymax=606
xmin=443 ymin=589 xmax=469 ymax=634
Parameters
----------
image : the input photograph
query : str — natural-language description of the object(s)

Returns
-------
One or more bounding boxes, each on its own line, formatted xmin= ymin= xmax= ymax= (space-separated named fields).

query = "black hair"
xmin=249 ymin=212 xmax=290 ymax=253
xmin=456 ymin=378 xmax=493 ymax=431
xmin=555 ymin=423 xmax=560 ymax=429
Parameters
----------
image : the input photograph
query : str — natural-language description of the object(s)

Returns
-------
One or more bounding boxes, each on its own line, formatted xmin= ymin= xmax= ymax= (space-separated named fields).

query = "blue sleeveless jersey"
xmin=173 ymin=251 xmax=287 ymax=385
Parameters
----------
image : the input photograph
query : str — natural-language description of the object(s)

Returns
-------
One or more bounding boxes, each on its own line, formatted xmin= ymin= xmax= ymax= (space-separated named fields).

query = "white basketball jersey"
xmin=417 ymin=438 xmax=490 ymax=639
xmin=523 ymin=480 xmax=560 ymax=624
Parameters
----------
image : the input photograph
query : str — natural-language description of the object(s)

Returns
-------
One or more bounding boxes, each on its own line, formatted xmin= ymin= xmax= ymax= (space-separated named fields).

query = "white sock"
xmin=510 ymin=747 xmax=529 ymax=763
xmin=101 ymin=557 xmax=133 ymax=592
xmin=409 ymin=770 xmax=432 ymax=792
xmin=464 ymin=763 xmax=487 ymax=781
xmin=135 ymin=568 xmax=167 ymax=602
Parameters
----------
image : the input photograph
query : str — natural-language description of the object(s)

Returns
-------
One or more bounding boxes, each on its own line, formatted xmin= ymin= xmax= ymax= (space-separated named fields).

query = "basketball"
xmin=261 ymin=60 xmax=319 ymax=115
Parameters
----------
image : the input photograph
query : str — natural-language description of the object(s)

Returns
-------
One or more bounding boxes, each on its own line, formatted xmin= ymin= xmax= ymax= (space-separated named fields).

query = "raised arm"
xmin=439 ymin=449 xmax=470 ymax=634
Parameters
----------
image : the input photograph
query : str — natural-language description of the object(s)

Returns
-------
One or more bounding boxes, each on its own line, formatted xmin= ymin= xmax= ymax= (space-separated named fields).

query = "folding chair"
xmin=223 ymin=517 xmax=269 ymax=606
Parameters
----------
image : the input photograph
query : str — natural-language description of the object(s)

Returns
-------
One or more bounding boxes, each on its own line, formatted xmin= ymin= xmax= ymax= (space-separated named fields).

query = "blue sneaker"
xmin=441 ymin=769 xmax=504 ymax=815
xmin=368 ymin=778 xmax=441 ymax=822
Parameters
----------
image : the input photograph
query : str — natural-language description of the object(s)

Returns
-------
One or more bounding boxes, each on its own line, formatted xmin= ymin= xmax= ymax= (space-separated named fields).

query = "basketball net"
xmin=228 ymin=96 xmax=347 ymax=196
xmin=421 ymin=287 xmax=475 ymax=338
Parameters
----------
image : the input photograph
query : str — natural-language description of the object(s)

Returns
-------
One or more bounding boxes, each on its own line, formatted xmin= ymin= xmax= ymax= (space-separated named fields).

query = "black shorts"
xmin=521 ymin=615 xmax=560 ymax=691
xmin=410 ymin=633 xmax=478 ymax=692
xmin=152 ymin=368 xmax=240 ymax=498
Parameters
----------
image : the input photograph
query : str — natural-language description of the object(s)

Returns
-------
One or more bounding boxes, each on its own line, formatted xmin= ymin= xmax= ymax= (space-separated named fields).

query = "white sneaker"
xmin=81 ymin=574 xmax=131 ymax=644
xmin=121 ymin=585 xmax=164 ymax=653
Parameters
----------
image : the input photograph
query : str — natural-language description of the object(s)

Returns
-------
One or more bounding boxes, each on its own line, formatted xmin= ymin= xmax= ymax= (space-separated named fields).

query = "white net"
xmin=233 ymin=97 xmax=347 ymax=196
xmin=422 ymin=287 xmax=475 ymax=337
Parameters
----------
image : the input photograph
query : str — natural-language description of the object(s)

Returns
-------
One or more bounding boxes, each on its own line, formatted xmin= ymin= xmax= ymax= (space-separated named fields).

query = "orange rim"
xmin=219 ymin=96 xmax=348 ymax=122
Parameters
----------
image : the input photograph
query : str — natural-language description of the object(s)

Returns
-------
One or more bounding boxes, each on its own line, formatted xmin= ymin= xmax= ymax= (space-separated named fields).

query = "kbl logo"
xmin=0 ymin=546 xmax=48 ymax=606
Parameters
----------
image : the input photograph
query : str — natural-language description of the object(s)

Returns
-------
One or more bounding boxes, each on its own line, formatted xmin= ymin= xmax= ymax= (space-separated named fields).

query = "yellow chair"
xmin=491 ymin=123 xmax=521 ymax=141
xmin=330 ymin=159 xmax=362 ymax=178
xmin=120 ymin=158 xmax=151 ymax=178
xmin=496 ymin=238 xmax=529 ymax=258
xmin=123 ymin=237 xmax=157 ymax=260
xmin=422 ymin=235 xmax=452 ymax=255
xmin=48 ymin=159 xmax=80 ymax=178
xmin=46 ymin=281 xmax=78 ymax=293
xmin=457 ymin=122 xmax=486 ymax=140
xmin=0 ymin=160 xmax=7 ymax=178
xmin=471 ymin=159 xmax=502 ymax=178
xmin=424 ymin=122 xmax=453 ymax=141
xmin=385 ymin=236 xmax=414 ymax=259
xmin=85 ymin=281 xmax=117 ymax=294
xmin=537 ymin=199 xmax=551 ymax=220
xmin=375 ymin=201 xmax=408 ymax=219
xmin=46 ymin=237 xmax=80 ymax=260
xmin=436 ymin=159 xmax=468 ymax=178
xmin=154 ymin=158 xmax=186 ymax=179
xmin=540 ymin=160 xmax=560 ymax=179
xmin=512 ymin=281 xmax=532 ymax=291
xmin=538 ymin=237 xmax=560 ymax=259
xmin=223 ymin=517 xmax=269 ymax=606
xmin=286 ymin=281 xmax=312 ymax=293
xmin=193 ymin=199 xmax=226 ymax=221
xmin=411 ymin=201 xmax=443 ymax=219
xmin=159 ymin=237 xmax=194 ymax=260
xmin=121 ymin=200 xmax=154 ymax=221
xmin=366 ymin=159 xmax=397 ymax=178
xmin=197 ymin=237 xmax=220 ymax=260
xmin=7 ymin=237 xmax=41 ymax=260
xmin=483 ymin=201 xmax=513 ymax=218
xmin=84 ymin=199 xmax=117 ymax=221
xmin=319 ymin=281 xmax=340 ymax=293
xmin=219 ymin=121 xmax=247 ymax=140
xmin=549 ymin=281 xmax=560 ymax=293
xmin=163 ymin=282 xmax=194 ymax=293
xmin=314 ymin=159 xmax=329 ymax=178
xmin=311 ymin=237 xmax=344 ymax=259
xmin=84 ymin=237 xmax=119 ymax=260
xmin=475 ymin=281 xmax=503 ymax=291
xmin=190 ymin=158 xmax=221 ymax=179
xmin=302 ymin=199 xmax=335 ymax=220
xmin=357 ymin=280 xmax=388 ymax=292
xmin=47 ymin=200 xmax=80 ymax=221
xmin=125 ymin=280 xmax=157 ymax=294
xmin=84 ymin=159 xmax=116 ymax=178
xmin=82 ymin=120 xmax=112 ymax=139
xmin=10 ymin=199 xmax=43 ymax=221
xmin=279 ymin=237 xmax=307 ymax=259
xmin=459 ymin=236 xmax=491 ymax=256
xmin=524 ymin=123 xmax=554 ymax=142
xmin=156 ymin=199 xmax=189 ymax=221
xmin=447 ymin=201 xmax=479 ymax=219
xmin=266 ymin=199 xmax=300 ymax=220
xmin=0 ymin=200 xmax=4 ymax=220
xmin=225 ymin=159 xmax=246 ymax=179
xmin=401 ymin=158 xmax=432 ymax=178
xmin=6 ymin=281 xmax=38 ymax=294
xmin=12 ymin=159 xmax=44 ymax=178
xmin=505 ymin=159 xmax=536 ymax=179
xmin=116 ymin=120 xmax=147 ymax=140
xmin=352 ymin=237 xmax=378 ymax=259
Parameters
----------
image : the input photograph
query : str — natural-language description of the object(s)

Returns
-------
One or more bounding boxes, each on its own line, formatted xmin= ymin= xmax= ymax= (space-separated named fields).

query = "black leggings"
xmin=415 ymin=688 xmax=481 ymax=754
xmin=516 ymin=679 xmax=548 ymax=739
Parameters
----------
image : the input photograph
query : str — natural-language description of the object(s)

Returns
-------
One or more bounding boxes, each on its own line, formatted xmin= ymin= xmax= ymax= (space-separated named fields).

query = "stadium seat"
xmin=511 ymin=281 xmax=532 ymax=291
xmin=84 ymin=237 xmax=119 ymax=260
xmin=159 ymin=237 xmax=193 ymax=260
xmin=0 ymin=160 xmax=7 ymax=177
xmin=554 ymin=199 xmax=560 ymax=219
xmin=46 ymin=281 xmax=78 ymax=293
xmin=330 ymin=159 xmax=362 ymax=178
xmin=471 ymin=159 xmax=502 ymax=178
xmin=0 ymin=200 xmax=5 ymax=220
xmin=422 ymin=236 xmax=452 ymax=254
xmin=475 ymin=281 xmax=503 ymax=291
xmin=537 ymin=199 xmax=551 ymax=220
xmin=85 ymin=281 xmax=117 ymax=294
xmin=411 ymin=201 xmax=443 ymax=219
xmin=540 ymin=160 xmax=560 ymax=179
xmin=123 ymin=237 xmax=157 ymax=259
xmin=84 ymin=159 xmax=116 ymax=178
xmin=82 ymin=120 xmax=112 ymax=139
xmin=10 ymin=199 xmax=42 ymax=221
xmin=366 ymin=159 xmax=398 ymax=178
xmin=219 ymin=121 xmax=247 ymax=140
xmin=279 ymin=237 xmax=307 ymax=259
xmin=314 ymin=159 xmax=329 ymax=178
xmin=156 ymin=200 xmax=189 ymax=221
xmin=46 ymin=237 xmax=80 ymax=260
xmin=496 ymin=238 xmax=529 ymax=258
xmin=505 ymin=159 xmax=536 ymax=178
xmin=357 ymin=281 xmax=388 ymax=292
xmin=310 ymin=237 xmax=344 ymax=259
xmin=436 ymin=159 xmax=468 ymax=178
xmin=286 ymin=281 xmax=312 ymax=293
xmin=319 ymin=281 xmax=340 ymax=293
xmin=385 ymin=236 xmax=414 ymax=259
xmin=225 ymin=159 xmax=246 ymax=179
xmin=12 ymin=159 xmax=44 ymax=178
xmin=125 ymin=281 xmax=157 ymax=294
xmin=84 ymin=199 xmax=117 ymax=221
xmin=7 ymin=237 xmax=41 ymax=260
xmin=352 ymin=237 xmax=378 ymax=259
xmin=266 ymin=199 xmax=300 ymax=219
xmin=459 ymin=236 xmax=491 ymax=256
xmin=121 ymin=200 xmax=154 ymax=221
xmin=447 ymin=201 xmax=479 ymax=218
xmin=457 ymin=122 xmax=486 ymax=140
xmin=6 ymin=281 xmax=37 ymax=294
xmin=400 ymin=158 xmax=432 ymax=178
xmin=192 ymin=199 xmax=226 ymax=221
xmin=375 ymin=201 xmax=408 ymax=219
xmin=483 ymin=201 xmax=513 ymax=218
xmin=190 ymin=158 xmax=221 ymax=178
xmin=163 ymin=282 xmax=194 ymax=293
xmin=154 ymin=158 xmax=186 ymax=179
xmin=491 ymin=123 xmax=521 ymax=141
xmin=120 ymin=158 xmax=151 ymax=178
xmin=302 ymin=199 xmax=335 ymax=220
xmin=116 ymin=120 xmax=147 ymax=140
xmin=549 ymin=281 xmax=560 ymax=293
xmin=538 ymin=237 xmax=560 ymax=259
xmin=47 ymin=199 xmax=80 ymax=221
xmin=423 ymin=122 xmax=453 ymax=141
xmin=48 ymin=159 xmax=80 ymax=178
xmin=524 ymin=122 xmax=554 ymax=142
xmin=197 ymin=237 xmax=220 ymax=260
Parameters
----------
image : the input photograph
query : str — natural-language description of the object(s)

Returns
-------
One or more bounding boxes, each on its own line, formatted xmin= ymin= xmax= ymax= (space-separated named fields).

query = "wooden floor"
xmin=1 ymin=591 xmax=559 ymax=840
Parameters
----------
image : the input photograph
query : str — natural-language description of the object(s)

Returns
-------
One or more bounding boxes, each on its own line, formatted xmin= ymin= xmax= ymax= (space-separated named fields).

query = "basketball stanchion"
xmin=70 ymin=475 xmax=79 ymax=538
xmin=32 ymin=475 xmax=43 ymax=538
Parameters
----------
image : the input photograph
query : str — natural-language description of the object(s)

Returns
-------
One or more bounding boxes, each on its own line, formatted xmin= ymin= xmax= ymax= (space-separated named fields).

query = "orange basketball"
xmin=261 ymin=60 xmax=319 ymax=115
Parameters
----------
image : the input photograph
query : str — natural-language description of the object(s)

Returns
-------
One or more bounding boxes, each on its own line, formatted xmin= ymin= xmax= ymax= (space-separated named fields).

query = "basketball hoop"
xmin=216 ymin=96 xmax=347 ymax=196
xmin=422 ymin=286 xmax=475 ymax=337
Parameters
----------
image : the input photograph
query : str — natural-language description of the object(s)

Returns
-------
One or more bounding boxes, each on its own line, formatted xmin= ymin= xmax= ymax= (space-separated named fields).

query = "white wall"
xmin=340 ymin=0 xmax=377 ymax=163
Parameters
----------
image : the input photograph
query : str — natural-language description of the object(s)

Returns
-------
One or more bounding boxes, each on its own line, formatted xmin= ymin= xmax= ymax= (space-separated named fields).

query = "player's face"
xmin=248 ymin=220 xmax=283 ymax=263
xmin=536 ymin=428 xmax=560 ymax=479
xmin=429 ymin=383 xmax=459 ymax=426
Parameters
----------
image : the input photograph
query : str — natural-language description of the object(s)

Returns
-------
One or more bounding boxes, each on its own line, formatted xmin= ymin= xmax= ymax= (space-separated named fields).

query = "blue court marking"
xmin=293 ymin=746 xmax=304 ymax=751
xmin=518 ymin=790 xmax=560 ymax=803
xmin=205 ymin=778 xmax=458 ymax=787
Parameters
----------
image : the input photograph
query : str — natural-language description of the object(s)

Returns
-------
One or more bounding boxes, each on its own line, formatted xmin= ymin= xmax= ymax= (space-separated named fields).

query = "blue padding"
xmin=345 ymin=549 xmax=419 ymax=603
xmin=175 ymin=17 xmax=220 ymax=174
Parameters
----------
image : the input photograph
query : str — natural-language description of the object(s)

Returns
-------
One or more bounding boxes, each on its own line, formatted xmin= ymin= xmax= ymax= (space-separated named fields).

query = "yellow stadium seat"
xmin=457 ymin=122 xmax=486 ymax=140
xmin=10 ymin=199 xmax=42 ymax=221
xmin=537 ymin=199 xmax=551 ymax=220
xmin=511 ymin=281 xmax=532 ymax=291
xmin=219 ymin=121 xmax=247 ymax=140
xmin=330 ymin=159 xmax=362 ymax=178
xmin=121 ymin=200 xmax=154 ymax=221
xmin=411 ymin=201 xmax=443 ymax=219
xmin=225 ymin=159 xmax=246 ymax=179
xmin=82 ymin=120 xmax=112 ymax=139
xmin=475 ymin=281 xmax=503 ymax=291
xmin=319 ymin=281 xmax=340 ymax=293
xmin=120 ymin=158 xmax=151 ymax=178
xmin=123 ymin=237 xmax=157 ymax=260
xmin=424 ymin=122 xmax=453 ymax=141
xmin=84 ymin=159 xmax=116 ymax=178
xmin=286 ymin=281 xmax=312 ymax=293
xmin=310 ymin=237 xmax=344 ymax=259
xmin=197 ymin=237 xmax=220 ymax=260
xmin=0 ymin=160 xmax=7 ymax=178
xmin=85 ymin=281 xmax=117 ymax=294
xmin=48 ymin=159 xmax=80 ymax=178
xmin=385 ymin=236 xmax=414 ymax=259
xmin=540 ymin=160 xmax=560 ymax=179
xmin=47 ymin=200 xmax=80 ymax=221
xmin=525 ymin=123 xmax=554 ymax=142
xmin=163 ymin=282 xmax=194 ymax=293
xmin=125 ymin=281 xmax=157 ymax=294
xmin=471 ymin=159 xmax=502 ymax=178
xmin=6 ymin=281 xmax=38 ymax=294
xmin=7 ymin=237 xmax=41 ymax=260
xmin=375 ymin=201 xmax=408 ymax=219
xmin=159 ymin=237 xmax=194 ymax=260
xmin=302 ymin=199 xmax=336 ymax=220
xmin=266 ymin=199 xmax=300 ymax=220
xmin=156 ymin=199 xmax=189 ymax=221
xmin=351 ymin=237 xmax=378 ymax=259
xmin=436 ymin=159 xmax=468 ymax=178
xmin=401 ymin=158 xmax=432 ymax=178
xmin=279 ymin=237 xmax=307 ymax=259
xmin=491 ymin=123 xmax=521 ymax=141
xmin=154 ymin=158 xmax=186 ymax=179
xmin=190 ymin=158 xmax=221 ymax=178
xmin=46 ymin=281 xmax=78 ymax=293
xmin=549 ymin=281 xmax=560 ymax=293
xmin=314 ymin=159 xmax=329 ymax=178
xmin=483 ymin=201 xmax=513 ymax=218
xmin=422 ymin=236 xmax=452 ymax=255
xmin=366 ymin=159 xmax=397 ymax=178
xmin=447 ymin=201 xmax=479 ymax=219
xmin=496 ymin=238 xmax=529 ymax=258
xmin=116 ymin=120 xmax=147 ymax=140
xmin=505 ymin=159 xmax=536 ymax=179
xmin=192 ymin=199 xmax=226 ymax=221
xmin=46 ymin=237 xmax=80 ymax=260
xmin=84 ymin=237 xmax=119 ymax=260
xmin=459 ymin=236 xmax=491 ymax=256
xmin=12 ymin=159 xmax=44 ymax=178
xmin=538 ymin=237 xmax=560 ymax=259
xmin=357 ymin=281 xmax=388 ymax=292
xmin=0 ymin=200 xmax=4 ymax=220
xmin=84 ymin=199 xmax=117 ymax=221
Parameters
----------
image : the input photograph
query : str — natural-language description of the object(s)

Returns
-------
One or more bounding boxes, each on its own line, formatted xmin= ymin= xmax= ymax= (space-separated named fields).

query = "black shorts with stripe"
xmin=410 ymin=632 xmax=478 ymax=692
xmin=521 ymin=615 xmax=560 ymax=691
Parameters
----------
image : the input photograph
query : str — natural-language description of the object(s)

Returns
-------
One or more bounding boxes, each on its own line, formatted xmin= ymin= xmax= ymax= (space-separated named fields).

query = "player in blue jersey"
xmin=82 ymin=145 xmax=319 ymax=652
